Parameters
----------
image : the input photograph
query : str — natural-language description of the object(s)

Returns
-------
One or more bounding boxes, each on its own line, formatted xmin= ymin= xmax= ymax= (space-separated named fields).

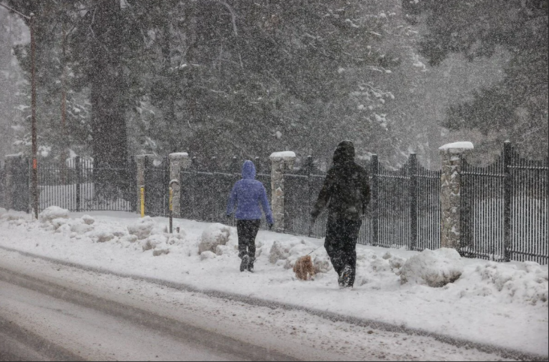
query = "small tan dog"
xmin=293 ymin=255 xmax=315 ymax=281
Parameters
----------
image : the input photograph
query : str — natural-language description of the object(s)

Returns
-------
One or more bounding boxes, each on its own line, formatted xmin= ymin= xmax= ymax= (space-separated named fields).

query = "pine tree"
xmin=403 ymin=0 xmax=548 ymax=158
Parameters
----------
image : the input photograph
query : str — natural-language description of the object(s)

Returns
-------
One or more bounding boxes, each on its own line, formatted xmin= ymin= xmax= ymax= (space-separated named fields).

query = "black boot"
xmin=247 ymin=259 xmax=255 ymax=273
xmin=339 ymin=265 xmax=353 ymax=288
xmin=240 ymin=255 xmax=250 ymax=272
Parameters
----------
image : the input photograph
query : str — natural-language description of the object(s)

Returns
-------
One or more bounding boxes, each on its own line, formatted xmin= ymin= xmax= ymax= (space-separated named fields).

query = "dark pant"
xmin=237 ymin=220 xmax=261 ymax=261
xmin=324 ymin=216 xmax=362 ymax=286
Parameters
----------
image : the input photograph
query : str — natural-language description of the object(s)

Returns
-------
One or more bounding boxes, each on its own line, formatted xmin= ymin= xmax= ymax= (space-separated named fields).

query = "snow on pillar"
xmin=439 ymin=142 xmax=474 ymax=250
xmin=169 ymin=152 xmax=191 ymax=218
xmin=269 ymin=151 xmax=296 ymax=233
xmin=135 ymin=154 xmax=154 ymax=215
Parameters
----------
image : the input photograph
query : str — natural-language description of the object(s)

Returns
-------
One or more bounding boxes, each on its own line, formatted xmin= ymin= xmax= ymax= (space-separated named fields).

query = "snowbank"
xmin=39 ymin=206 xmax=69 ymax=223
xmin=199 ymin=223 xmax=231 ymax=255
xmin=400 ymin=248 xmax=463 ymax=287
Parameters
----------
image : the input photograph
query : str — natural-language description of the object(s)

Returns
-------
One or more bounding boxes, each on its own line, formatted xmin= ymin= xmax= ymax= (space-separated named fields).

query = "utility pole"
xmin=31 ymin=13 xmax=38 ymax=219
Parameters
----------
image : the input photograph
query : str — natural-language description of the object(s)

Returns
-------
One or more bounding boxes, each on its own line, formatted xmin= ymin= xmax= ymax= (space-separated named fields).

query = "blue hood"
xmin=242 ymin=160 xmax=256 ymax=179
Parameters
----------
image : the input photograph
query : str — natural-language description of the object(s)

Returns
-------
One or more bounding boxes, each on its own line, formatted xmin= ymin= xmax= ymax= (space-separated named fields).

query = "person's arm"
xmin=259 ymin=184 xmax=274 ymax=226
xmin=226 ymin=183 xmax=238 ymax=216
xmin=311 ymin=169 xmax=335 ymax=219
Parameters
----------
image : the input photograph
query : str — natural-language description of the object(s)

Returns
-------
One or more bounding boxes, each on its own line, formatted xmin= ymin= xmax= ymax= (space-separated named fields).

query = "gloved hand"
xmin=269 ymin=223 xmax=274 ymax=230
xmin=226 ymin=214 xmax=232 ymax=219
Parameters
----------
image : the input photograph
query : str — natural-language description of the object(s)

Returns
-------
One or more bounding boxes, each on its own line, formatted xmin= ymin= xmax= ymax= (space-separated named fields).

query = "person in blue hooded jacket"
xmin=227 ymin=160 xmax=274 ymax=272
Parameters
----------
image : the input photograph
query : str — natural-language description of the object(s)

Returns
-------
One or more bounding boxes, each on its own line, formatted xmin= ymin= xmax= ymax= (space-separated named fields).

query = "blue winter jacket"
xmin=226 ymin=161 xmax=274 ymax=225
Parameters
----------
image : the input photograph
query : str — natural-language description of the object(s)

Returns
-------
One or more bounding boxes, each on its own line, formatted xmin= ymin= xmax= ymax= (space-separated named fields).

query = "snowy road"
xmin=0 ymin=249 xmax=522 ymax=361
xmin=0 ymin=267 xmax=297 ymax=361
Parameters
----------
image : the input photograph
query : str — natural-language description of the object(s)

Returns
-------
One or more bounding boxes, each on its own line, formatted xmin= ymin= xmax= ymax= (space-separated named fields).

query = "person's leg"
xmin=325 ymin=215 xmax=346 ymax=277
xmin=236 ymin=220 xmax=250 ymax=260
xmin=247 ymin=220 xmax=261 ymax=270
xmin=341 ymin=219 xmax=362 ymax=287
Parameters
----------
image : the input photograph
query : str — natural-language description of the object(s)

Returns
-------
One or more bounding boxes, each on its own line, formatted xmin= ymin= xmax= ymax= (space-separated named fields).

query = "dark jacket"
xmin=311 ymin=141 xmax=371 ymax=221
xmin=227 ymin=160 xmax=274 ymax=224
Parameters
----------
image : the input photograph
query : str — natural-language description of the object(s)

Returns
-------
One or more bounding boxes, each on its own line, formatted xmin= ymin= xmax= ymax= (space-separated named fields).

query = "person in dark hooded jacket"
xmin=310 ymin=141 xmax=370 ymax=288
xmin=227 ymin=160 xmax=274 ymax=272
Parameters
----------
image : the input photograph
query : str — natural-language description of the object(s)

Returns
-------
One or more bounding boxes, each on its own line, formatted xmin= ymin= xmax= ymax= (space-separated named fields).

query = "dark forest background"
xmin=0 ymin=0 xmax=547 ymax=171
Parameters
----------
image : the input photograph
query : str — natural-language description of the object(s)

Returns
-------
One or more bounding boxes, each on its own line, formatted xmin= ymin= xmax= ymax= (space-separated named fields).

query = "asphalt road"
xmin=0 ymin=267 xmax=297 ymax=361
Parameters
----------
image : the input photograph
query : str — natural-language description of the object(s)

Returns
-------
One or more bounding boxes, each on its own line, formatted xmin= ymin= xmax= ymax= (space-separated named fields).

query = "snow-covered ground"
xmin=0 ymin=207 xmax=547 ymax=360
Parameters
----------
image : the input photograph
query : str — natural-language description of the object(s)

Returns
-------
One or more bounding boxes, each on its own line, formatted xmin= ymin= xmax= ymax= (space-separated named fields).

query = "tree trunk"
xmin=90 ymin=0 xmax=128 ymax=193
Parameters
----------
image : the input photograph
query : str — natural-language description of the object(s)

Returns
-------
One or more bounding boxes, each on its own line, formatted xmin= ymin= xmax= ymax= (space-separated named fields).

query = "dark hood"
xmin=242 ymin=160 xmax=257 ymax=179
xmin=333 ymin=141 xmax=356 ymax=165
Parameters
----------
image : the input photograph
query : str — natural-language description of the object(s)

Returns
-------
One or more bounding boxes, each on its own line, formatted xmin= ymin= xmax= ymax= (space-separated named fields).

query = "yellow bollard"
xmin=140 ymin=187 xmax=145 ymax=218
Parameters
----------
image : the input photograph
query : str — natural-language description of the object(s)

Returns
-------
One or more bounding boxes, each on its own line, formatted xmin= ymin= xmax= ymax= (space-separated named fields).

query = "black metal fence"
xmin=0 ymin=157 xmax=136 ymax=213
xmin=37 ymin=158 xmax=136 ymax=213
xmin=461 ymin=142 xmax=548 ymax=264
xmin=180 ymin=157 xmax=272 ymax=229
xmin=284 ymin=154 xmax=441 ymax=250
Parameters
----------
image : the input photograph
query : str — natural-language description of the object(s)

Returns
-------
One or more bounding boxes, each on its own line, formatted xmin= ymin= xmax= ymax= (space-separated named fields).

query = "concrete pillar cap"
xmin=269 ymin=151 xmax=296 ymax=161
xmin=169 ymin=152 xmax=189 ymax=160
xmin=439 ymin=142 xmax=474 ymax=154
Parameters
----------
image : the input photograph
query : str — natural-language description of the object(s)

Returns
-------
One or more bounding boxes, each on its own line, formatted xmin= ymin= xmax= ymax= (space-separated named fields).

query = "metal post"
xmin=306 ymin=155 xmax=313 ymax=237
xmin=410 ymin=154 xmax=418 ymax=250
xmin=371 ymin=155 xmax=379 ymax=246
xmin=504 ymin=141 xmax=512 ymax=262
xmin=255 ymin=157 xmax=261 ymax=174
xmin=169 ymin=186 xmax=173 ymax=233
xmin=142 ymin=156 xmax=150 ymax=217
xmin=76 ymin=156 xmax=81 ymax=212
xmin=30 ymin=13 xmax=38 ymax=220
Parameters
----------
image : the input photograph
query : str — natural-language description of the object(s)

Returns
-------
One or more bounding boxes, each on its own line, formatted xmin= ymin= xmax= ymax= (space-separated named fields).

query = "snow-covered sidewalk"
xmin=0 ymin=207 xmax=547 ymax=359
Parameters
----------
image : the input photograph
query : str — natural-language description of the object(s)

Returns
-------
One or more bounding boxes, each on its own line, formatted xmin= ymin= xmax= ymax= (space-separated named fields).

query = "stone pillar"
xmin=439 ymin=142 xmax=474 ymax=249
xmin=135 ymin=154 xmax=154 ymax=215
xmin=169 ymin=153 xmax=191 ymax=218
xmin=269 ymin=151 xmax=296 ymax=232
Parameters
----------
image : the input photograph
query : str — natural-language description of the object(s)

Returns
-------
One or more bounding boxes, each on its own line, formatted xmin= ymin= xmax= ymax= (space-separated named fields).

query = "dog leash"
xmin=307 ymin=246 xmax=323 ymax=256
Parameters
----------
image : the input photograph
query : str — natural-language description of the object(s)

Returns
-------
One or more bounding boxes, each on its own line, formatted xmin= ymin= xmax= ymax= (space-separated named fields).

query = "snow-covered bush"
xmin=0 ymin=208 xmax=6 ymax=218
xmin=142 ymin=234 xmax=167 ymax=251
xmin=89 ymin=230 xmax=115 ymax=243
xmin=400 ymin=248 xmax=463 ymax=287
xmin=70 ymin=222 xmax=94 ymax=235
xmin=460 ymin=261 xmax=548 ymax=305
xmin=82 ymin=215 xmax=95 ymax=225
xmin=127 ymin=217 xmax=156 ymax=240
xmin=199 ymin=223 xmax=230 ymax=254
xmin=153 ymin=243 xmax=170 ymax=256
xmin=39 ymin=206 xmax=69 ymax=223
